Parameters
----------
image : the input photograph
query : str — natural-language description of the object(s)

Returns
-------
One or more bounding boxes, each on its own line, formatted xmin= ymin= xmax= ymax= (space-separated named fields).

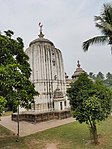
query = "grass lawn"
xmin=0 ymin=116 xmax=112 ymax=149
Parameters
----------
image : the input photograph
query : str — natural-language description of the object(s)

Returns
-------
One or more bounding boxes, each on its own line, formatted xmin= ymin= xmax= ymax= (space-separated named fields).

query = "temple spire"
xmin=77 ymin=60 xmax=80 ymax=68
xmin=38 ymin=22 xmax=44 ymax=38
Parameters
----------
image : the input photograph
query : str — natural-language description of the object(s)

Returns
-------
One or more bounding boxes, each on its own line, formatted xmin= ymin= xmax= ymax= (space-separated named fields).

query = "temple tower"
xmin=26 ymin=24 xmax=69 ymax=112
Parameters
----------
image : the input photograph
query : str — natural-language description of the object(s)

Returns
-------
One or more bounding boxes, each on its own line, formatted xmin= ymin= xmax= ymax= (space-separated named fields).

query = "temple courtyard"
xmin=0 ymin=116 xmax=74 ymax=136
xmin=0 ymin=116 xmax=112 ymax=149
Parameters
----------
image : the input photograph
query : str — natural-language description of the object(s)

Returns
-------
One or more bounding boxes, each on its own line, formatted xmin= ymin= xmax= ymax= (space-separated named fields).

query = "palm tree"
xmin=82 ymin=3 xmax=112 ymax=52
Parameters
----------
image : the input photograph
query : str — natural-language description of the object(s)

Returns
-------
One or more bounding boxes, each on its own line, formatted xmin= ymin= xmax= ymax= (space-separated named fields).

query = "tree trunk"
xmin=92 ymin=124 xmax=98 ymax=144
xmin=89 ymin=126 xmax=93 ymax=143
xmin=89 ymin=124 xmax=98 ymax=144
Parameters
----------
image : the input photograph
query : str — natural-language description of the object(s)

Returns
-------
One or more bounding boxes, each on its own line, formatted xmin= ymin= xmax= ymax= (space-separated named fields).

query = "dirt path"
xmin=0 ymin=116 xmax=74 ymax=136
xmin=45 ymin=143 xmax=58 ymax=149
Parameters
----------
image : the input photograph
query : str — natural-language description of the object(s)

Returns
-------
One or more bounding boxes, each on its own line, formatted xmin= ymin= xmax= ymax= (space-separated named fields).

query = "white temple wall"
xmin=54 ymin=100 xmax=65 ymax=111
xmin=25 ymin=34 xmax=69 ymax=112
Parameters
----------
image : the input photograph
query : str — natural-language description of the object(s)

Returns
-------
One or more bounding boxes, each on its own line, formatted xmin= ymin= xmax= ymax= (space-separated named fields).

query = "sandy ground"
xmin=45 ymin=143 xmax=58 ymax=149
xmin=0 ymin=116 xmax=74 ymax=137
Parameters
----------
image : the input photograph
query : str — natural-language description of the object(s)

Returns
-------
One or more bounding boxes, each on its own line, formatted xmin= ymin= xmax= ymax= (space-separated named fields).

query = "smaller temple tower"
xmin=71 ymin=60 xmax=85 ymax=80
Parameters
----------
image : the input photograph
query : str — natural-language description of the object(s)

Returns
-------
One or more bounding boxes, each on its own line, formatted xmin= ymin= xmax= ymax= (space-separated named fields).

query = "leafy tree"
xmin=89 ymin=72 xmax=96 ymax=80
xmin=82 ymin=3 xmax=112 ymax=52
xmin=106 ymin=72 xmax=112 ymax=80
xmin=104 ymin=72 xmax=112 ymax=86
xmin=96 ymin=72 xmax=104 ymax=80
xmin=67 ymin=73 xmax=112 ymax=144
xmin=0 ymin=30 xmax=38 ymax=112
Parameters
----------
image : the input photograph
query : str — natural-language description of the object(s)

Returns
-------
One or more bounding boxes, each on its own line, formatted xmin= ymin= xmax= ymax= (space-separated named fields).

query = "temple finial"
xmin=77 ymin=60 xmax=80 ymax=68
xmin=38 ymin=22 xmax=44 ymax=38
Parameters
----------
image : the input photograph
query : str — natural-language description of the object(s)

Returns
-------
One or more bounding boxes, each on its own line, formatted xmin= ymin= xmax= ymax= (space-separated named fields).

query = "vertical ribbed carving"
xmin=26 ymin=36 xmax=68 ymax=111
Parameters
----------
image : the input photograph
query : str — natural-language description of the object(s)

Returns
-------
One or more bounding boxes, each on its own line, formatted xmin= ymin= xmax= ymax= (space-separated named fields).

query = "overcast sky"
xmin=1 ymin=0 xmax=112 ymax=77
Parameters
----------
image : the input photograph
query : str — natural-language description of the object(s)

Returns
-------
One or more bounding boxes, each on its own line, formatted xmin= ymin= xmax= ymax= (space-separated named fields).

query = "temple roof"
xmin=53 ymin=88 xmax=64 ymax=99
xmin=29 ymin=37 xmax=54 ymax=46
xmin=72 ymin=60 xmax=85 ymax=79
xmin=29 ymin=24 xmax=54 ymax=46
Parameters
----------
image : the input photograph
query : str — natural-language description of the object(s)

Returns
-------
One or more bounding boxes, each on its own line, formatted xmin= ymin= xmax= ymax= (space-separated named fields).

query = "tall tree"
xmin=89 ymin=72 xmax=96 ymax=80
xmin=82 ymin=3 xmax=112 ymax=52
xmin=104 ymin=72 xmax=112 ymax=86
xmin=106 ymin=72 xmax=112 ymax=80
xmin=0 ymin=30 xmax=38 ymax=112
xmin=96 ymin=72 xmax=104 ymax=80
xmin=67 ymin=73 xmax=112 ymax=144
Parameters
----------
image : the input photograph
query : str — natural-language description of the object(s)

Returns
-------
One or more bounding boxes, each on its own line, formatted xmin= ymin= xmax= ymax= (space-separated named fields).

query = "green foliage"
xmin=82 ymin=2 xmax=112 ymax=51
xmin=89 ymin=71 xmax=112 ymax=87
xmin=67 ymin=73 xmax=111 ymax=124
xmin=0 ymin=30 xmax=38 ymax=112
xmin=104 ymin=72 xmax=112 ymax=87
xmin=0 ymin=96 xmax=7 ymax=115
xmin=67 ymin=73 xmax=112 ymax=143
xmin=96 ymin=72 xmax=104 ymax=80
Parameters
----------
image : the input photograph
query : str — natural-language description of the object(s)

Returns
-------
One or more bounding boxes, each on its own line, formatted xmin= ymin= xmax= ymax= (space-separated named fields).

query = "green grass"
xmin=0 ymin=116 xmax=112 ymax=149
xmin=2 ymin=111 xmax=13 ymax=116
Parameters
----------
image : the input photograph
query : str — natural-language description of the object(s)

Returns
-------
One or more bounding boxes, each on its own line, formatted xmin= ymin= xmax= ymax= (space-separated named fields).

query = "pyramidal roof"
xmin=72 ymin=60 xmax=85 ymax=79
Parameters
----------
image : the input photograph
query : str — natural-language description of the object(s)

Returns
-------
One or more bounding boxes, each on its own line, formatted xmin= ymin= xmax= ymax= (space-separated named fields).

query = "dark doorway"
xmin=60 ymin=102 xmax=63 ymax=110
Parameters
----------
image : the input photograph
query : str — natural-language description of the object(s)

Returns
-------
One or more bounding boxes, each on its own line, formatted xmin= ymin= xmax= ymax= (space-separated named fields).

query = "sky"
xmin=0 ymin=0 xmax=112 ymax=77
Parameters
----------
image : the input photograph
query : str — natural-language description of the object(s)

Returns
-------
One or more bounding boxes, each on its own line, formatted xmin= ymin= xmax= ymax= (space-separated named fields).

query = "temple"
xmin=12 ymin=26 xmax=86 ymax=123
xmin=25 ymin=24 xmax=70 ymax=112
